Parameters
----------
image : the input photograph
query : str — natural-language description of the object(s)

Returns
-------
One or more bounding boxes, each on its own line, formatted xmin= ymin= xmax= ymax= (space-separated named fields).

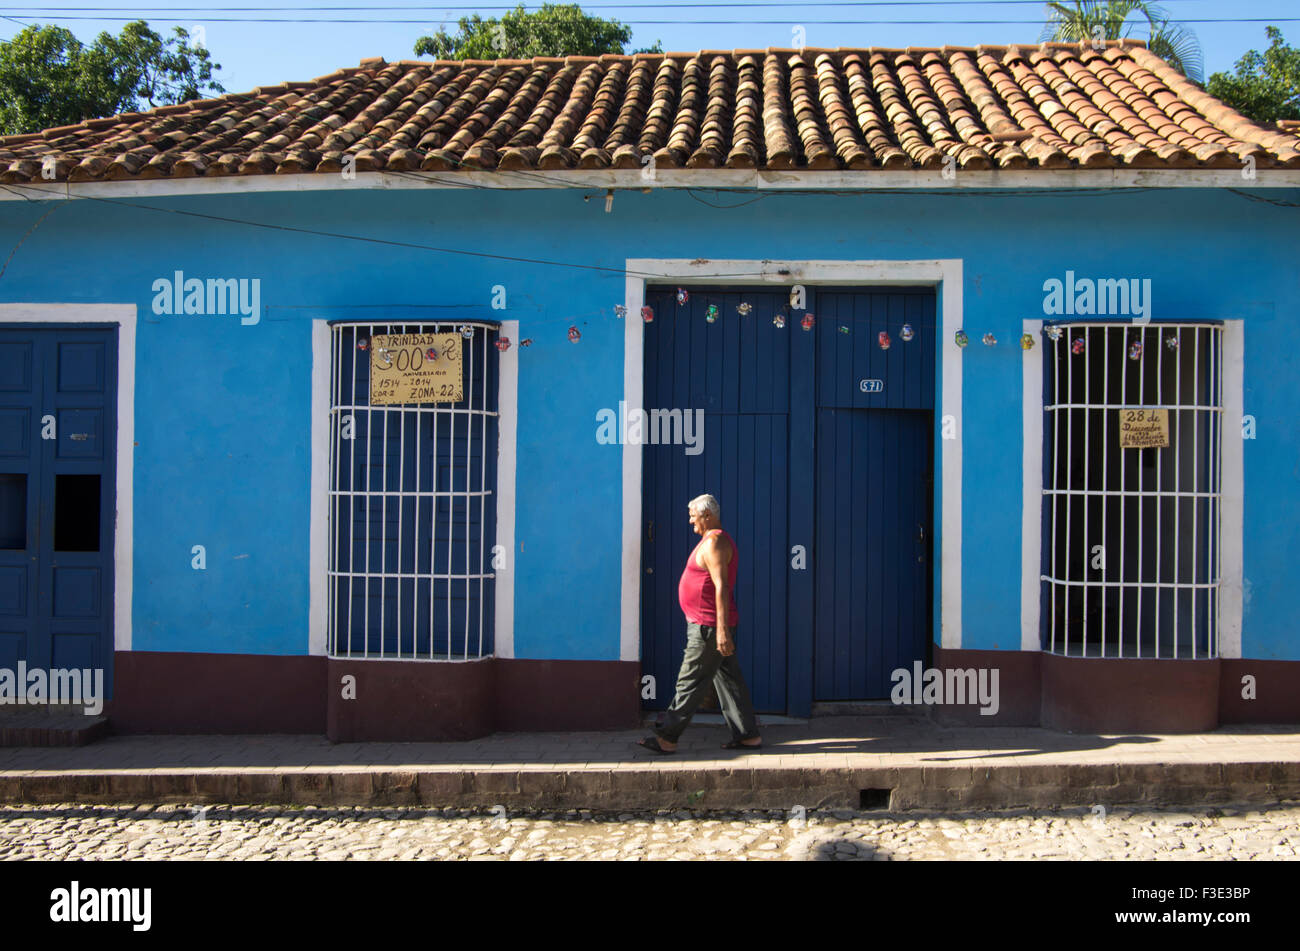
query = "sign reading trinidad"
xmin=370 ymin=333 xmax=463 ymax=405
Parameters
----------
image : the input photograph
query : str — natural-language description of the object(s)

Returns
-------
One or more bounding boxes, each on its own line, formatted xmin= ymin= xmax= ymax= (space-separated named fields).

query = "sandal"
xmin=721 ymin=738 xmax=763 ymax=750
xmin=637 ymin=736 xmax=676 ymax=755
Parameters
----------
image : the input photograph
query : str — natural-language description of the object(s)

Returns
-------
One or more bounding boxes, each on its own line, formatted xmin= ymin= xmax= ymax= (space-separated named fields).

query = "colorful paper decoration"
xmin=706 ymin=304 xmax=719 ymax=323
xmin=641 ymin=305 xmax=655 ymax=323
xmin=736 ymin=302 xmax=753 ymax=316
xmin=1044 ymin=325 xmax=1063 ymax=341
xmin=1020 ymin=333 xmax=1035 ymax=350
xmin=1071 ymin=337 xmax=1086 ymax=355
xmin=878 ymin=331 xmax=891 ymax=350
xmin=568 ymin=326 xmax=581 ymax=342
xmin=773 ymin=314 xmax=786 ymax=329
xmin=614 ymin=305 xmax=627 ymax=319
xmin=426 ymin=347 xmax=439 ymax=360
xmin=676 ymin=288 xmax=689 ymax=305
xmin=839 ymin=325 xmax=851 ymax=335
xmin=357 ymin=337 xmax=369 ymax=351
xmin=496 ymin=338 xmax=511 ymax=352
xmin=1165 ymin=335 xmax=1179 ymax=351
xmin=1128 ymin=340 xmax=1142 ymax=361
xmin=801 ymin=313 xmax=815 ymax=332
xmin=954 ymin=330 xmax=968 ymax=348
xmin=459 ymin=325 xmax=473 ymax=339
xmin=900 ymin=324 xmax=914 ymax=342
xmin=982 ymin=333 xmax=997 ymax=346
xmin=520 ymin=338 xmax=533 ymax=348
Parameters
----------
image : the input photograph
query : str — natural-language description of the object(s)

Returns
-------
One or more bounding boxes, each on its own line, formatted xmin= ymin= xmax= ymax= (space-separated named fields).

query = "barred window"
xmin=328 ymin=321 xmax=500 ymax=659
xmin=1041 ymin=322 xmax=1223 ymax=658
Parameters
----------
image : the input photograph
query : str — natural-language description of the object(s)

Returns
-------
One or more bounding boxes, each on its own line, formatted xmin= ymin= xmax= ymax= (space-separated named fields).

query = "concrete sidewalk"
xmin=3 ymin=716 xmax=1299 ymax=811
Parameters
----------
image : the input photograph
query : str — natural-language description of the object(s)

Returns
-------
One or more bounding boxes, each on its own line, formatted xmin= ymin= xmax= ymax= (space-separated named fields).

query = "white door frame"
xmin=620 ymin=258 xmax=964 ymax=663
xmin=0 ymin=303 xmax=136 ymax=652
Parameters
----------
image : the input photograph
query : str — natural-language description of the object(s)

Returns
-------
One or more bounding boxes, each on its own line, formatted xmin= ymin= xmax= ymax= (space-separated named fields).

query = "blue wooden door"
xmin=813 ymin=291 xmax=934 ymax=699
xmin=0 ymin=328 xmax=117 ymax=694
xmin=640 ymin=288 xmax=790 ymax=713
xmin=640 ymin=287 xmax=934 ymax=713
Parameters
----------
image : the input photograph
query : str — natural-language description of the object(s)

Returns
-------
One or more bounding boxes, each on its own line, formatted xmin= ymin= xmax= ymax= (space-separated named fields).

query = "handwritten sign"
xmin=1118 ymin=408 xmax=1170 ymax=449
xmin=370 ymin=333 xmax=462 ymax=405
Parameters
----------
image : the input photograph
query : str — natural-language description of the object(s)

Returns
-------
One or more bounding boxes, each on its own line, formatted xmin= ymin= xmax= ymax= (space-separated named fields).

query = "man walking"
xmin=638 ymin=494 xmax=762 ymax=754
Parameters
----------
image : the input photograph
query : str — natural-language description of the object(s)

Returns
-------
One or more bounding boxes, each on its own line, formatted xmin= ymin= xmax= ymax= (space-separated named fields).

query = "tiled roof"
xmin=3 ymin=41 xmax=1299 ymax=183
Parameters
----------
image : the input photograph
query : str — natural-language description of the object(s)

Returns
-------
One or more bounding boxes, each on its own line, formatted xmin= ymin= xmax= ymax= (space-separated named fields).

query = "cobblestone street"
xmin=1 ymin=801 xmax=1297 ymax=861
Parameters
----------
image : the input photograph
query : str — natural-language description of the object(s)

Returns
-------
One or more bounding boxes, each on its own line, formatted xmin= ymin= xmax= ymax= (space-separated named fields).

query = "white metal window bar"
xmin=1041 ymin=322 xmax=1223 ymax=659
xmin=328 ymin=321 xmax=500 ymax=660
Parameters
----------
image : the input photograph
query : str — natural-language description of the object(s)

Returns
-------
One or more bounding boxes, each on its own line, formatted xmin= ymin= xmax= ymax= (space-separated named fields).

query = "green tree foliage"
xmin=0 ymin=21 xmax=222 ymax=136
xmin=414 ymin=3 xmax=661 ymax=59
xmin=1206 ymin=27 xmax=1300 ymax=123
xmin=1040 ymin=1 xmax=1203 ymax=84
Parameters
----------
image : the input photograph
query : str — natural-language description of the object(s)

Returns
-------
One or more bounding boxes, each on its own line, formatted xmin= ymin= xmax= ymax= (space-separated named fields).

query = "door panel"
xmin=0 ymin=328 xmax=116 ymax=694
xmin=640 ymin=288 xmax=790 ymax=713
xmin=641 ymin=287 xmax=935 ymax=712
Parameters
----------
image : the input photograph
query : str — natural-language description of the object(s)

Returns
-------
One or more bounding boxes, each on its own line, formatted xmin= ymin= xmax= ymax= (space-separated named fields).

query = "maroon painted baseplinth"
xmin=930 ymin=648 xmax=1041 ymax=726
xmin=104 ymin=651 xmax=640 ymax=740
xmin=326 ymin=657 xmax=495 ymax=742
xmin=931 ymin=648 xmax=1300 ymax=731
xmin=1040 ymin=653 xmax=1220 ymax=733
xmin=105 ymin=652 xmax=326 ymax=734
xmin=1219 ymin=659 xmax=1300 ymax=723
xmin=495 ymin=659 xmax=642 ymax=732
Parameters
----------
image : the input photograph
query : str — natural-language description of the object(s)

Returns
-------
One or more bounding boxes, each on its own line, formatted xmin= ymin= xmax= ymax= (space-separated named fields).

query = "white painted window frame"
xmin=1020 ymin=317 xmax=1244 ymax=657
xmin=621 ymin=258 xmax=963 ymax=663
xmin=0 ymin=303 xmax=136 ymax=652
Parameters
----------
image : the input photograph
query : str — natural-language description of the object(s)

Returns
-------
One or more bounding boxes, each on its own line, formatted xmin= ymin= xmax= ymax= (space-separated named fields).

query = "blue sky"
xmin=2 ymin=1 xmax=1296 ymax=94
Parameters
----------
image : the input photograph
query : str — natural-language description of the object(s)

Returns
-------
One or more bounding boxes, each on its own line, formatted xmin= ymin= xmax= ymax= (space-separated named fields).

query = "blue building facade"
xmin=0 ymin=177 xmax=1296 ymax=737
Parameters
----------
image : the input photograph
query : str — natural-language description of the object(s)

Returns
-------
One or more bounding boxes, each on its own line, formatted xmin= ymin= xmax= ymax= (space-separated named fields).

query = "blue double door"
xmin=0 ymin=327 xmax=117 ymax=694
xmin=640 ymin=287 xmax=934 ymax=715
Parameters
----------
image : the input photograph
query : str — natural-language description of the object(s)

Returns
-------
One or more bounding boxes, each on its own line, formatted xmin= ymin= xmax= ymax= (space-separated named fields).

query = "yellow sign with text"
xmin=369 ymin=333 xmax=463 ymax=404
xmin=1118 ymin=408 xmax=1170 ymax=449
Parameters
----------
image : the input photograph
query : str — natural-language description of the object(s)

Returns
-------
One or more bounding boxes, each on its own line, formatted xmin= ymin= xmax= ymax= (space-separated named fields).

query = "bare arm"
xmin=701 ymin=533 xmax=734 ymax=654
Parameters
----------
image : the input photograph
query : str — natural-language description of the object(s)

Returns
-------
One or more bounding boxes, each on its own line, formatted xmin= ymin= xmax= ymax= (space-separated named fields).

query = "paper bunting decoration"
xmin=676 ymin=288 xmax=689 ymax=305
xmin=357 ymin=337 xmax=369 ymax=351
xmin=878 ymin=331 xmax=891 ymax=350
xmin=900 ymin=324 xmax=914 ymax=342
xmin=1071 ymin=337 xmax=1086 ymax=355
xmin=801 ymin=313 xmax=815 ymax=332
xmin=641 ymin=305 xmax=654 ymax=323
xmin=982 ymin=333 xmax=997 ymax=346
xmin=839 ymin=325 xmax=851 ymax=335
xmin=1128 ymin=340 xmax=1142 ymax=361
xmin=520 ymin=338 xmax=533 ymax=348
xmin=1165 ymin=336 xmax=1179 ymax=351
xmin=706 ymin=304 xmax=719 ymax=323
xmin=954 ymin=330 xmax=968 ymax=348
xmin=1044 ymin=326 xmax=1063 ymax=341
xmin=614 ymin=305 xmax=627 ymax=319
xmin=1020 ymin=334 xmax=1035 ymax=350
xmin=737 ymin=302 xmax=753 ymax=316
xmin=568 ymin=326 xmax=581 ymax=342
xmin=459 ymin=325 xmax=473 ymax=339
xmin=773 ymin=314 xmax=786 ymax=329
xmin=496 ymin=338 xmax=511 ymax=352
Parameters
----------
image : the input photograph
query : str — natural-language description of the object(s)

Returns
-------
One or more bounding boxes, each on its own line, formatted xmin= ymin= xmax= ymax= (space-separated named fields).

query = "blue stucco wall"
xmin=0 ymin=184 xmax=1296 ymax=661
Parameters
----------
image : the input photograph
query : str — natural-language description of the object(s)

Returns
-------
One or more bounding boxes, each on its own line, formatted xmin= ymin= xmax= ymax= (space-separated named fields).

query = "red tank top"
xmin=678 ymin=529 xmax=739 ymax=625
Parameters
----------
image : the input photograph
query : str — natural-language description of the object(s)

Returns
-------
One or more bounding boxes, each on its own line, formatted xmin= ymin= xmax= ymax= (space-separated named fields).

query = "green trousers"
xmin=656 ymin=621 xmax=759 ymax=743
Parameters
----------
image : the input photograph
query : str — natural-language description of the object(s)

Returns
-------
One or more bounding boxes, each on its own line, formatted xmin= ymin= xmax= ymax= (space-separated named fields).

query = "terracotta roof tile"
xmin=4 ymin=42 xmax=1298 ymax=183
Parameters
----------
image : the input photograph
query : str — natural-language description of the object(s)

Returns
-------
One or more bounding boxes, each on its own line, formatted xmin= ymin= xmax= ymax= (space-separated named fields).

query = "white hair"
xmin=688 ymin=494 xmax=720 ymax=521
